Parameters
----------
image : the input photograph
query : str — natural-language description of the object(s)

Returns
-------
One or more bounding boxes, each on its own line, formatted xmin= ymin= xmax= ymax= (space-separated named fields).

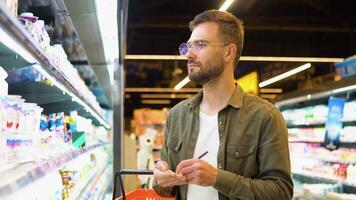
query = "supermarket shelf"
xmin=291 ymin=154 xmax=356 ymax=165
xmin=287 ymin=121 xmax=356 ymax=128
xmin=71 ymin=163 xmax=111 ymax=200
xmin=96 ymin=166 xmax=113 ymax=200
xmin=289 ymin=139 xmax=323 ymax=144
xmin=0 ymin=43 xmax=29 ymax=71
xmin=0 ymin=5 xmax=110 ymax=129
xmin=289 ymin=140 xmax=356 ymax=148
xmin=8 ymin=81 xmax=103 ymax=126
xmin=292 ymin=171 xmax=356 ymax=193
xmin=276 ymin=75 xmax=356 ymax=108
xmin=0 ymin=142 xmax=110 ymax=196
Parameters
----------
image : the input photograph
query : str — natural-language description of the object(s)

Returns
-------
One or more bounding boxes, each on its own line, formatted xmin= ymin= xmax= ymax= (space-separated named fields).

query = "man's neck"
xmin=200 ymin=74 xmax=236 ymax=115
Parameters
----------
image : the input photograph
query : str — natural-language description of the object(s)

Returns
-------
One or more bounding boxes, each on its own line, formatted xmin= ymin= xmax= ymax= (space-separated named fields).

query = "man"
xmin=153 ymin=10 xmax=293 ymax=200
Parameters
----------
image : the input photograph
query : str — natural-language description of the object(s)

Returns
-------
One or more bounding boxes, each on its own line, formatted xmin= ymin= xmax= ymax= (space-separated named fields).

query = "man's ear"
xmin=225 ymin=44 xmax=237 ymax=62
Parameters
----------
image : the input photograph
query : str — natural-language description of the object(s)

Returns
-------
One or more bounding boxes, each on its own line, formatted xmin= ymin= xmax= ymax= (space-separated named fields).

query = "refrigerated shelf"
xmin=0 ymin=4 xmax=110 ymax=129
xmin=0 ymin=142 xmax=109 ymax=198
xmin=292 ymin=170 xmax=356 ymax=193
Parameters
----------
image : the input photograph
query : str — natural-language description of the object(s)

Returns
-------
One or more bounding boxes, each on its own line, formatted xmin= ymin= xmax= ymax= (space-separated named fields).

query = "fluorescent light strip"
xmin=332 ymin=85 xmax=356 ymax=94
xmin=259 ymin=63 xmax=311 ymax=88
xmin=240 ymin=56 xmax=343 ymax=63
xmin=125 ymin=87 xmax=200 ymax=93
xmin=141 ymin=94 xmax=194 ymax=99
xmin=33 ymin=64 xmax=110 ymax=129
xmin=260 ymin=88 xmax=283 ymax=93
xmin=174 ymin=76 xmax=190 ymax=91
xmin=0 ymin=28 xmax=37 ymax=63
xmin=276 ymin=84 xmax=356 ymax=107
xmin=125 ymin=55 xmax=186 ymax=60
xmin=219 ymin=0 xmax=234 ymax=11
xmin=260 ymin=94 xmax=278 ymax=99
xmin=141 ymin=99 xmax=171 ymax=104
xmin=125 ymin=55 xmax=343 ymax=63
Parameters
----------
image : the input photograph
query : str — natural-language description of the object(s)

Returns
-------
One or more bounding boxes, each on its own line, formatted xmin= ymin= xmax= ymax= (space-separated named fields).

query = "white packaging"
xmin=0 ymin=66 xmax=8 ymax=96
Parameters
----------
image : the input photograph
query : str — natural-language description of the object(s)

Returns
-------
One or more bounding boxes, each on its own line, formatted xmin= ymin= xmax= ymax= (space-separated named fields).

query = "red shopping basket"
xmin=113 ymin=169 xmax=175 ymax=200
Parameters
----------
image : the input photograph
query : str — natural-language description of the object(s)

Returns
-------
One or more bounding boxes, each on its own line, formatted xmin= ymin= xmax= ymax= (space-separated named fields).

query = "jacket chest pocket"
xmin=226 ymin=145 xmax=257 ymax=176
xmin=167 ymin=137 xmax=183 ymax=170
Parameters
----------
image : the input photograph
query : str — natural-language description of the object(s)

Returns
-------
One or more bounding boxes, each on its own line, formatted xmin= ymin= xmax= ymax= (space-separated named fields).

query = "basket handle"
xmin=113 ymin=169 xmax=153 ymax=200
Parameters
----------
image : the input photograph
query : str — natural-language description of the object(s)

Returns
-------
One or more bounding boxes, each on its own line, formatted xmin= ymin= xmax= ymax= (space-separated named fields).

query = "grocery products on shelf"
xmin=0 ymin=5 xmax=108 ymax=127
xmin=1 ymin=144 xmax=111 ymax=200
xmin=18 ymin=12 xmax=50 ymax=51
xmin=282 ymin=100 xmax=356 ymax=126
xmin=282 ymin=95 xmax=356 ymax=197
xmin=0 ymin=3 xmax=113 ymax=199
xmin=302 ymin=183 xmax=343 ymax=200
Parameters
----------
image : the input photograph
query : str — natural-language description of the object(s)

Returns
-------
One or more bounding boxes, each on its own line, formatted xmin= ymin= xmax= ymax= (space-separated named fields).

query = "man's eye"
xmin=198 ymin=42 xmax=207 ymax=48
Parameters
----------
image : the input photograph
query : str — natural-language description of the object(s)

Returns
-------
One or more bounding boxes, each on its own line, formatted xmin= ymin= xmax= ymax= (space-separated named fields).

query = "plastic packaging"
xmin=0 ymin=66 xmax=8 ymax=96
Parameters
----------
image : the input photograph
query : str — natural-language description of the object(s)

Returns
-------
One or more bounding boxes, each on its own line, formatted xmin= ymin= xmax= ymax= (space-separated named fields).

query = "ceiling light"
xmin=219 ymin=0 xmax=234 ymax=11
xmin=125 ymin=55 xmax=186 ymax=60
xmin=125 ymin=55 xmax=343 ymax=63
xmin=259 ymin=63 xmax=311 ymax=88
xmin=241 ymin=56 xmax=343 ymax=63
xmin=125 ymin=87 xmax=200 ymax=93
xmin=260 ymin=94 xmax=278 ymax=99
xmin=259 ymin=88 xmax=283 ymax=93
xmin=174 ymin=76 xmax=190 ymax=91
xmin=141 ymin=99 xmax=171 ymax=104
xmin=141 ymin=94 xmax=193 ymax=99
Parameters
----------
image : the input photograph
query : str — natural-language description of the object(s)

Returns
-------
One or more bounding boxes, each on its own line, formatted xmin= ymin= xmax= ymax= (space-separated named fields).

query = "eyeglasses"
xmin=178 ymin=40 xmax=227 ymax=56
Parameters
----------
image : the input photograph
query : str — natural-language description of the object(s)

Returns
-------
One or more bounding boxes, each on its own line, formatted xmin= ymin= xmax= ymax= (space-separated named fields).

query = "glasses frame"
xmin=179 ymin=40 xmax=228 ymax=56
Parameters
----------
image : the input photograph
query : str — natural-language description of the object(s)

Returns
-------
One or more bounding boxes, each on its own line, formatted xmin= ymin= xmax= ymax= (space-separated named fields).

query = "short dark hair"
xmin=189 ymin=10 xmax=244 ymax=66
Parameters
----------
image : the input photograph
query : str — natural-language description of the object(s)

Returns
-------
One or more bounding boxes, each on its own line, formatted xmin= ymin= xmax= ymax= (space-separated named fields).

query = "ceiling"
xmin=124 ymin=0 xmax=356 ymax=115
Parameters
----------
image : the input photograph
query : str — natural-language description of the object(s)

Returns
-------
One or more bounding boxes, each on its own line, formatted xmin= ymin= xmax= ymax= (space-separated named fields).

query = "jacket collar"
xmin=187 ymin=84 xmax=245 ymax=111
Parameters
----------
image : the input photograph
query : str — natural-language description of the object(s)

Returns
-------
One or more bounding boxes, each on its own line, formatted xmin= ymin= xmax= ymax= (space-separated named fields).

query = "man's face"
xmin=186 ymin=22 xmax=226 ymax=85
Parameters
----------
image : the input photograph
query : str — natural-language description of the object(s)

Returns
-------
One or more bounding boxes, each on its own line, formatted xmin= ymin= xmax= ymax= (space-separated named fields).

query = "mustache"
xmin=187 ymin=60 xmax=201 ymax=65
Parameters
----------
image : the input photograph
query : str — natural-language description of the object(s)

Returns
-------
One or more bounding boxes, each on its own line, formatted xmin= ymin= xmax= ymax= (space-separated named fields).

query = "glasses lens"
xmin=179 ymin=43 xmax=188 ymax=56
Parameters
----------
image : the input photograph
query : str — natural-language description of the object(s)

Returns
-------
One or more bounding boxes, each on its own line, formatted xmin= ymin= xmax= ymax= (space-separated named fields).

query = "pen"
xmin=197 ymin=151 xmax=208 ymax=159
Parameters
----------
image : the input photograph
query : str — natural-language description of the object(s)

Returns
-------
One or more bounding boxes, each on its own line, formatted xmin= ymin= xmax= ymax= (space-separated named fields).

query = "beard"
xmin=188 ymin=56 xmax=225 ymax=85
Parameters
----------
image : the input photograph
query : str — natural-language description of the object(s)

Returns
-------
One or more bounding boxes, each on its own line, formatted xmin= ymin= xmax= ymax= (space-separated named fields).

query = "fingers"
xmin=176 ymin=160 xmax=218 ymax=186
xmin=155 ymin=160 xmax=169 ymax=171
xmin=176 ymin=159 xmax=196 ymax=174
xmin=153 ymin=161 xmax=187 ymax=187
xmin=154 ymin=170 xmax=186 ymax=187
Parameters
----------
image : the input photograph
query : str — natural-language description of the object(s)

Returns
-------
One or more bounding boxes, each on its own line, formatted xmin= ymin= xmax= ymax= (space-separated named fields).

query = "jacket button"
xmin=218 ymin=121 xmax=223 ymax=126
xmin=235 ymin=152 xmax=239 ymax=156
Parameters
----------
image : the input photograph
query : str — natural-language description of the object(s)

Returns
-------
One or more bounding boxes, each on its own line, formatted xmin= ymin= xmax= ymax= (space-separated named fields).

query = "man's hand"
xmin=176 ymin=159 xmax=218 ymax=186
xmin=153 ymin=160 xmax=186 ymax=188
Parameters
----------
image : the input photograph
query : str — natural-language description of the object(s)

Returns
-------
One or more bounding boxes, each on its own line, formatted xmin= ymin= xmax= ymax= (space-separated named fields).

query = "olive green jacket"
xmin=153 ymin=85 xmax=293 ymax=200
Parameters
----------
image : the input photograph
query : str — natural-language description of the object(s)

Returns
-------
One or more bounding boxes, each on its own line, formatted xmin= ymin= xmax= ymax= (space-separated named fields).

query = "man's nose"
xmin=186 ymin=47 xmax=196 ymax=59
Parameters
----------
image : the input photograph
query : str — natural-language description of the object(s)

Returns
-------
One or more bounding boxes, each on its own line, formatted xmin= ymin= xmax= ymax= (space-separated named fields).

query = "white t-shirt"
xmin=187 ymin=111 xmax=219 ymax=200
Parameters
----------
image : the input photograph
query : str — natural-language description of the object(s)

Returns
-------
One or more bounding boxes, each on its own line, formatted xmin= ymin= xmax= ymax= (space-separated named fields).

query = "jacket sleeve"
xmin=213 ymin=108 xmax=293 ymax=200
xmin=152 ymin=113 xmax=175 ymax=197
